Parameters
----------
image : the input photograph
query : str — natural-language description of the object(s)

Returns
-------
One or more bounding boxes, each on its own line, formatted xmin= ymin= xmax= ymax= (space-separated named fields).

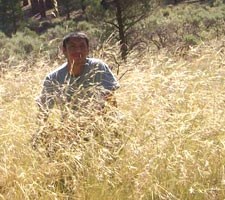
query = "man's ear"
xmin=62 ymin=47 xmax=67 ymax=56
xmin=60 ymin=44 xmax=67 ymax=56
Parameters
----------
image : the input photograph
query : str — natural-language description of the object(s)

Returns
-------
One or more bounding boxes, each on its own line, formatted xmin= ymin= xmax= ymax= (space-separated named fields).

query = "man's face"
xmin=64 ymin=38 xmax=89 ymax=66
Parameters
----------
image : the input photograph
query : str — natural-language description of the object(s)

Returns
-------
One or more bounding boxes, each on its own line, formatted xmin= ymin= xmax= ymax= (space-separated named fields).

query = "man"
xmin=36 ymin=31 xmax=119 ymax=123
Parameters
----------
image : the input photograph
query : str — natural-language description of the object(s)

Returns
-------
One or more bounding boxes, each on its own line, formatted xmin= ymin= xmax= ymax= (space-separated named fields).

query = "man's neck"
xmin=68 ymin=62 xmax=84 ymax=76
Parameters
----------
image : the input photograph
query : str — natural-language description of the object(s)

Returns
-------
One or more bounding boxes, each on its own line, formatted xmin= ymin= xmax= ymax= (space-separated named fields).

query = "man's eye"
xmin=68 ymin=45 xmax=85 ymax=50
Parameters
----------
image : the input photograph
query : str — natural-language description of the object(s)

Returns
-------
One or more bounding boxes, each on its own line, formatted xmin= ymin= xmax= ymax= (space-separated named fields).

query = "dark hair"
xmin=62 ymin=32 xmax=89 ymax=48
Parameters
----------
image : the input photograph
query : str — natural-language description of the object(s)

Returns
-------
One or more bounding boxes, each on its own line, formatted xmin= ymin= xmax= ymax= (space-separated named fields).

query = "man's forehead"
xmin=67 ymin=37 xmax=87 ymax=44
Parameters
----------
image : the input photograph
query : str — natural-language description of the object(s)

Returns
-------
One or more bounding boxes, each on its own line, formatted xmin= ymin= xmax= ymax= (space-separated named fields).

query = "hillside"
xmin=0 ymin=33 xmax=225 ymax=199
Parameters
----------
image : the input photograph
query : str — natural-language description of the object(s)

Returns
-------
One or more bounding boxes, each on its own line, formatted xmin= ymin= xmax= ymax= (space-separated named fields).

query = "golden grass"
xmin=0 ymin=37 xmax=225 ymax=199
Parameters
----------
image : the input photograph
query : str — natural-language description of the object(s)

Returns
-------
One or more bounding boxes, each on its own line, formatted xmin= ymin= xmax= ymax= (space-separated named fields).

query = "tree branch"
xmin=104 ymin=19 xmax=119 ymax=29
xmin=124 ymin=14 xmax=146 ymax=32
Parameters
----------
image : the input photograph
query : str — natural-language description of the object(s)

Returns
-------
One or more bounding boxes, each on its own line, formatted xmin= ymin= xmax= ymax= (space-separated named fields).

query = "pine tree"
xmin=0 ymin=0 xmax=22 ymax=35
xmin=100 ymin=0 xmax=155 ymax=59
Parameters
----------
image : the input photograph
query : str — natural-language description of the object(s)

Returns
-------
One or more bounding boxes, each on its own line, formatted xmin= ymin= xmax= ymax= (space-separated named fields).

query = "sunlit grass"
xmin=0 ymin=37 xmax=225 ymax=199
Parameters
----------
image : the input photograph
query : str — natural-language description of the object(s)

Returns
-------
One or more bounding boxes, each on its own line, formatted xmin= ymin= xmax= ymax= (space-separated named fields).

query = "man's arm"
xmin=97 ymin=62 xmax=119 ymax=108
xmin=36 ymin=76 xmax=56 ymax=124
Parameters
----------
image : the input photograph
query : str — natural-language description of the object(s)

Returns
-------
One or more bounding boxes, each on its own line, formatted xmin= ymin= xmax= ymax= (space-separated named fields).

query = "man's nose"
xmin=75 ymin=48 xmax=82 ymax=53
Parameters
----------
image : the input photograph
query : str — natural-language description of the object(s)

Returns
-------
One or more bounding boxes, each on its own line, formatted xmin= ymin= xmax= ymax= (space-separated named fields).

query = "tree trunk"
xmin=65 ymin=5 xmax=70 ymax=19
xmin=11 ymin=7 xmax=17 ymax=33
xmin=23 ymin=0 xmax=29 ymax=6
xmin=114 ymin=0 xmax=128 ymax=60
xmin=30 ymin=0 xmax=39 ymax=14
xmin=45 ymin=0 xmax=54 ymax=9
xmin=80 ymin=0 xmax=86 ymax=11
xmin=51 ymin=0 xmax=59 ymax=17
xmin=39 ymin=0 xmax=46 ymax=18
xmin=44 ymin=0 xmax=59 ymax=17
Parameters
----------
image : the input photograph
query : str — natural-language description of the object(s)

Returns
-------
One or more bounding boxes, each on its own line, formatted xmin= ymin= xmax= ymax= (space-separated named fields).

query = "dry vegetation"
xmin=0 ymin=36 xmax=225 ymax=199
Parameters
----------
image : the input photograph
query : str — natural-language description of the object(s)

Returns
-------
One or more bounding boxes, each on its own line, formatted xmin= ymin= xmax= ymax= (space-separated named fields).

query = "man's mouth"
xmin=72 ymin=53 xmax=82 ymax=59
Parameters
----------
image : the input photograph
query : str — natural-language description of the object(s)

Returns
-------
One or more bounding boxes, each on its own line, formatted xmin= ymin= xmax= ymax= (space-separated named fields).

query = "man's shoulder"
xmin=87 ymin=58 xmax=107 ymax=68
xmin=47 ymin=63 xmax=68 ymax=81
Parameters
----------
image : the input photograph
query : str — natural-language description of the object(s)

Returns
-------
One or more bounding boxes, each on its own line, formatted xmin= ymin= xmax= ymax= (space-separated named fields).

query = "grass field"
xmin=0 ymin=37 xmax=225 ymax=199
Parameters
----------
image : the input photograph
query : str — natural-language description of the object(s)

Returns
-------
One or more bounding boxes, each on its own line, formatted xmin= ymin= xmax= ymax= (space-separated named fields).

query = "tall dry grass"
xmin=0 ymin=37 xmax=225 ymax=200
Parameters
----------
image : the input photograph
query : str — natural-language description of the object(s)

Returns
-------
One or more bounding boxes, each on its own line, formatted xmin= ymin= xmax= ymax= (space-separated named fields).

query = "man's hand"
xmin=103 ymin=91 xmax=117 ymax=107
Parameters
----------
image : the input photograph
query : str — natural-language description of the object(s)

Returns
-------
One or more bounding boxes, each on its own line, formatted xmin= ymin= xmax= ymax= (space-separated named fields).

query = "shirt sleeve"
xmin=95 ymin=63 xmax=120 ymax=91
xmin=36 ymin=75 xmax=56 ymax=110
